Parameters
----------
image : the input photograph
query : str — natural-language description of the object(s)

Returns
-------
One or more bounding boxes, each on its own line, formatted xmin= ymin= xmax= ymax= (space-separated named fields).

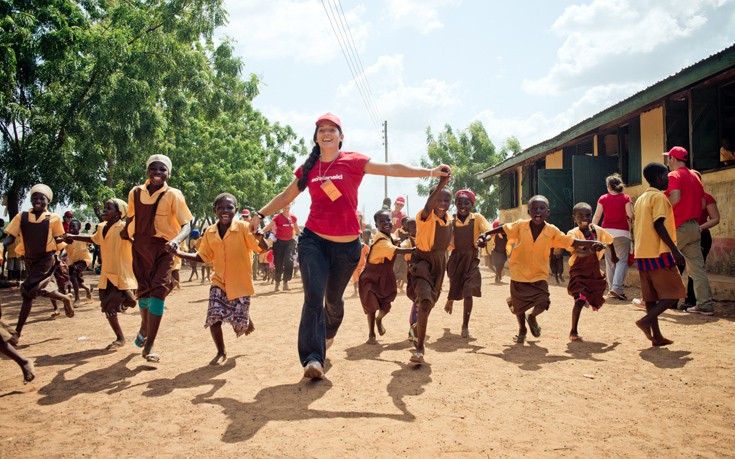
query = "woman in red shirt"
xmin=250 ymin=113 xmax=451 ymax=379
xmin=263 ymin=204 xmax=300 ymax=292
xmin=592 ymin=173 xmax=634 ymax=300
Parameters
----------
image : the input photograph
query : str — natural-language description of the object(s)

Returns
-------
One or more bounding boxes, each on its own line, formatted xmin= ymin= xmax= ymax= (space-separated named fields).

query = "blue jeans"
xmin=605 ymin=236 xmax=630 ymax=294
xmin=297 ymin=228 xmax=361 ymax=366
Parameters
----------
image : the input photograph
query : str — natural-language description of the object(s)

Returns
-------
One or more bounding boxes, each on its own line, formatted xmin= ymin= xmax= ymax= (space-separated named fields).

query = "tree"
xmin=418 ymin=121 xmax=507 ymax=219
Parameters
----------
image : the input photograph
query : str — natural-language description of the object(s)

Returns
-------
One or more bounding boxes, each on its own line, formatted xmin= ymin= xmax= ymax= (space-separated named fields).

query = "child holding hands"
xmin=478 ymin=195 xmax=605 ymax=343
xmin=359 ymin=210 xmax=414 ymax=344
xmin=176 ymin=193 xmax=267 ymax=365
xmin=65 ymin=219 xmax=94 ymax=306
xmin=407 ymin=170 xmax=452 ymax=364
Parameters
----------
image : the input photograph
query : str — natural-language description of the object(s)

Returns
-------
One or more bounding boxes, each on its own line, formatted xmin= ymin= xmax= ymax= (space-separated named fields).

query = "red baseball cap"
xmin=241 ymin=209 xmax=251 ymax=216
xmin=663 ymin=146 xmax=688 ymax=161
xmin=64 ymin=211 xmax=73 ymax=217
xmin=315 ymin=112 xmax=342 ymax=131
xmin=395 ymin=196 xmax=405 ymax=204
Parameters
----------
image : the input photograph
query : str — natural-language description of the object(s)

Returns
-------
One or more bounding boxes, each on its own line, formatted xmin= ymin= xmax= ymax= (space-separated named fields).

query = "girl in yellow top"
xmin=67 ymin=199 xmax=137 ymax=349
xmin=2 ymin=184 xmax=74 ymax=340
xmin=66 ymin=219 xmax=93 ymax=306
xmin=444 ymin=190 xmax=491 ymax=339
xmin=478 ymin=195 xmax=604 ymax=343
xmin=177 ymin=193 xmax=267 ymax=366
xmin=358 ymin=210 xmax=414 ymax=344
xmin=407 ymin=171 xmax=452 ymax=364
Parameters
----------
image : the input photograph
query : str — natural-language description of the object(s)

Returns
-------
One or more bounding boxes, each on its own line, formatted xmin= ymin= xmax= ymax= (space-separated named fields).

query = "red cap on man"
xmin=663 ymin=146 xmax=688 ymax=161
xmin=395 ymin=196 xmax=405 ymax=205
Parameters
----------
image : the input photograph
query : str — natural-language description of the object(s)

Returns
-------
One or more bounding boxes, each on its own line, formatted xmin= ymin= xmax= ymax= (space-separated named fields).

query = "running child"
xmin=478 ymin=195 xmax=604 ymax=343
xmin=393 ymin=217 xmax=410 ymax=292
xmin=632 ymin=163 xmax=686 ymax=346
xmin=490 ymin=220 xmax=509 ymax=284
xmin=66 ymin=199 xmax=137 ymax=349
xmin=565 ymin=202 xmax=615 ymax=342
xmin=65 ymin=219 xmax=93 ymax=306
xmin=407 ymin=170 xmax=452 ymax=364
xmin=123 ymin=154 xmax=192 ymax=363
xmin=187 ymin=229 xmax=200 ymax=282
xmin=444 ymin=189 xmax=491 ymax=338
xmin=176 ymin=193 xmax=267 ymax=365
xmin=352 ymin=229 xmax=371 ymax=296
xmin=359 ymin=210 xmax=414 ymax=344
xmin=2 ymin=184 xmax=74 ymax=340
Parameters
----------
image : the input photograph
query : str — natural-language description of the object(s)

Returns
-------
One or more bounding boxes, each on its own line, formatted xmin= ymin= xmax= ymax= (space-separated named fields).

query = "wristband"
xmin=255 ymin=211 xmax=265 ymax=219
xmin=429 ymin=169 xmax=433 ymax=178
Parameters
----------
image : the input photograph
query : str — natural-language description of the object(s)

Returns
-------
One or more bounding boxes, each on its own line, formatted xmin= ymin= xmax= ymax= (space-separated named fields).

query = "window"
xmin=521 ymin=163 xmax=537 ymax=203
xmin=499 ymin=171 xmax=518 ymax=210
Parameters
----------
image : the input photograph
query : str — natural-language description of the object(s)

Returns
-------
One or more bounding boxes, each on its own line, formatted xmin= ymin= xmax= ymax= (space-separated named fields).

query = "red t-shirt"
xmin=697 ymin=193 xmax=716 ymax=226
xmin=273 ymin=213 xmax=297 ymax=241
xmin=295 ymin=151 xmax=370 ymax=236
xmin=597 ymin=193 xmax=632 ymax=231
xmin=665 ymin=167 xmax=705 ymax=228
xmin=390 ymin=210 xmax=407 ymax=228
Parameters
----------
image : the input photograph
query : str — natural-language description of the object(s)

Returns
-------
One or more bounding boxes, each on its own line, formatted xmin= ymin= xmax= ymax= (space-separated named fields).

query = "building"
xmin=478 ymin=44 xmax=735 ymax=281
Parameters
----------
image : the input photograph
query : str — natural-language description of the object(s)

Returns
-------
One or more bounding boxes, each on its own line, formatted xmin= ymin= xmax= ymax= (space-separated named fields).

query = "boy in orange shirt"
xmin=66 ymin=219 xmax=93 ymax=306
xmin=478 ymin=195 xmax=604 ymax=343
xmin=632 ymin=163 xmax=686 ymax=346
xmin=177 ymin=193 xmax=267 ymax=365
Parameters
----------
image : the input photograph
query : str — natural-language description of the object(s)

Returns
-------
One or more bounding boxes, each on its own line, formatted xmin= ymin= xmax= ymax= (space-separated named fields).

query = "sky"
xmin=4 ymin=0 xmax=735 ymax=223
xmin=213 ymin=0 xmax=735 ymax=222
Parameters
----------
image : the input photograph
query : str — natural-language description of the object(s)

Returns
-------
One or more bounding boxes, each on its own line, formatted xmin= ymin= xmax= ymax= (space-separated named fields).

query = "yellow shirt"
xmin=4 ymin=210 xmax=65 ymax=255
xmin=367 ymin=232 xmax=398 ymax=264
xmin=415 ymin=210 xmax=451 ymax=252
xmin=633 ymin=187 xmax=677 ymax=258
xmin=126 ymin=181 xmax=193 ymax=241
xmin=91 ymin=220 xmax=137 ymax=290
xmin=504 ymin=219 xmax=575 ymax=283
xmin=6 ymin=237 xmax=21 ymax=258
xmin=197 ymin=220 xmax=262 ymax=300
xmin=66 ymin=240 xmax=93 ymax=266
xmin=566 ymin=225 xmax=613 ymax=267
xmin=451 ymin=212 xmax=492 ymax=249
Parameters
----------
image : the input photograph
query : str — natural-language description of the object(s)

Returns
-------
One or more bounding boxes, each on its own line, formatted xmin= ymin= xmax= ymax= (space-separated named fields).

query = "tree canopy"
xmin=0 ymin=0 xmax=305 ymax=224
xmin=418 ymin=121 xmax=511 ymax=219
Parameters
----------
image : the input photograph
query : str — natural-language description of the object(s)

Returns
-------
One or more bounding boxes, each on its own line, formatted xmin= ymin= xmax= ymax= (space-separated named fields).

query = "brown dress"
xmin=447 ymin=217 xmax=482 ymax=300
xmin=131 ymin=188 xmax=175 ymax=301
xmin=19 ymin=212 xmax=60 ymax=300
xmin=567 ymin=229 xmax=607 ymax=308
xmin=408 ymin=220 xmax=453 ymax=305
xmin=359 ymin=235 xmax=398 ymax=314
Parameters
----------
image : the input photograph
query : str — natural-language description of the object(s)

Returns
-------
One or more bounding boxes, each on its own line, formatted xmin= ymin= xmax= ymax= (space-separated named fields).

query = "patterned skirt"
xmin=206 ymin=286 xmax=251 ymax=337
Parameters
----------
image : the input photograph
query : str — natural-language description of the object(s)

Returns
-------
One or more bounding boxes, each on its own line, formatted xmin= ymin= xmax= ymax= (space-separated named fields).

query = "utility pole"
xmin=383 ymin=120 xmax=388 ymax=199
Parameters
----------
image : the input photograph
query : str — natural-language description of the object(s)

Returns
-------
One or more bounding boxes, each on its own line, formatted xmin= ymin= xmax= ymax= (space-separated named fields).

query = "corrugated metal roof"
xmin=477 ymin=43 xmax=735 ymax=179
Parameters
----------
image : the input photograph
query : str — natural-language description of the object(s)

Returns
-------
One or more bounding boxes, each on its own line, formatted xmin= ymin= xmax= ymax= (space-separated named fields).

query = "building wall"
xmin=701 ymin=168 xmax=735 ymax=274
xmin=546 ymin=150 xmax=563 ymax=169
xmin=498 ymin=166 xmax=527 ymax=223
xmin=626 ymin=106 xmax=665 ymax=200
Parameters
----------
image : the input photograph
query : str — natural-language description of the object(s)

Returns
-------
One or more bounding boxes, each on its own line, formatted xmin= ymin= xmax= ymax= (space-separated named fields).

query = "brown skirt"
xmin=509 ymin=280 xmax=550 ymax=315
xmin=21 ymin=252 xmax=59 ymax=300
xmin=69 ymin=260 xmax=88 ymax=281
xmin=567 ymin=256 xmax=606 ymax=307
xmin=132 ymin=235 xmax=174 ymax=300
xmin=53 ymin=259 xmax=70 ymax=290
xmin=447 ymin=248 xmax=482 ymax=300
xmin=408 ymin=249 xmax=447 ymax=306
xmin=99 ymin=283 xmax=137 ymax=315
xmin=359 ymin=262 xmax=398 ymax=314
xmin=393 ymin=255 xmax=408 ymax=282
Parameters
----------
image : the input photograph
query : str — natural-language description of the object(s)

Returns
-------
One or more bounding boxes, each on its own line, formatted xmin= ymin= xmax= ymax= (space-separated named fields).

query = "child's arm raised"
xmin=653 ymin=217 xmax=685 ymax=265
xmin=420 ymin=169 xmax=451 ymax=221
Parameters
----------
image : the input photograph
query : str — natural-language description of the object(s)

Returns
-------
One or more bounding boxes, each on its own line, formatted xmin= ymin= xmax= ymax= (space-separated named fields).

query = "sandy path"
xmin=1 ymin=267 xmax=733 ymax=458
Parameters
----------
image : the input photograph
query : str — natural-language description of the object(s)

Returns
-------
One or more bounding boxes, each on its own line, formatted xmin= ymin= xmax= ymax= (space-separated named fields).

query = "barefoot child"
xmin=2 ymin=184 xmax=74 ymax=340
xmin=176 ymin=193 xmax=267 ymax=365
xmin=490 ymin=221 xmax=509 ymax=284
xmin=478 ymin=195 xmax=604 ymax=343
xmin=66 ymin=199 xmax=137 ymax=349
xmin=359 ymin=210 xmax=414 ymax=344
xmin=124 ymin=155 xmax=192 ymax=363
xmin=444 ymin=190 xmax=491 ymax=338
xmin=407 ymin=171 xmax=452 ymax=364
xmin=352 ymin=229 xmax=371 ymax=295
xmin=66 ymin=219 xmax=93 ymax=306
xmin=632 ymin=163 xmax=686 ymax=346
xmin=565 ymin=202 xmax=615 ymax=342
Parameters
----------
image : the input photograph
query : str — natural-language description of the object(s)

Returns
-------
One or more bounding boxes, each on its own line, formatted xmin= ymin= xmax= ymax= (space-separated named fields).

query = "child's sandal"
xmin=514 ymin=334 xmax=526 ymax=344
xmin=134 ymin=332 xmax=146 ymax=348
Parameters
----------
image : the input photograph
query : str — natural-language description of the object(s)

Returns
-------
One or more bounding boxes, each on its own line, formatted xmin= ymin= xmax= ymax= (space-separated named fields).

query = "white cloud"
xmin=384 ymin=0 xmax=461 ymax=34
xmin=221 ymin=0 xmax=369 ymax=63
xmin=523 ymin=0 xmax=734 ymax=95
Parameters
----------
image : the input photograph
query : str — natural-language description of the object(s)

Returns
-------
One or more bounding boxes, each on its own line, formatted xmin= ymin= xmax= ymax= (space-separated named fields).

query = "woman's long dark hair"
xmin=297 ymin=127 xmax=343 ymax=192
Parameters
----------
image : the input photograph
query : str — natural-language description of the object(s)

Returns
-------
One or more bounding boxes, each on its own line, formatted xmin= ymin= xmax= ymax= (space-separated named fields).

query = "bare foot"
xmin=461 ymin=326 xmax=470 ymax=338
xmin=105 ymin=339 xmax=126 ymax=350
xmin=367 ymin=335 xmax=377 ymax=345
xmin=209 ymin=352 xmax=227 ymax=365
xmin=244 ymin=320 xmax=255 ymax=336
xmin=62 ymin=294 xmax=75 ymax=318
xmin=635 ymin=319 xmax=654 ymax=342
xmin=22 ymin=360 xmax=35 ymax=384
xmin=652 ymin=337 xmax=674 ymax=346
xmin=569 ymin=333 xmax=583 ymax=342
xmin=444 ymin=300 xmax=453 ymax=315
xmin=50 ymin=311 xmax=61 ymax=318
xmin=376 ymin=316 xmax=386 ymax=336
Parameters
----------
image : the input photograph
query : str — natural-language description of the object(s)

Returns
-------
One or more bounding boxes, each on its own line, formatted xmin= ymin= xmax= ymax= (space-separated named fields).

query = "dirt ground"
xmin=1 ymin=265 xmax=734 ymax=459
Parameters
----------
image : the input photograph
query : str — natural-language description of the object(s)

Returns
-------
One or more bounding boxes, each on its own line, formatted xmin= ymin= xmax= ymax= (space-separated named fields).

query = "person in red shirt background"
xmin=391 ymin=196 xmax=407 ymax=231
xmin=249 ymin=112 xmax=451 ymax=379
xmin=663 ymin=146 xmax=714 ymax=315
xmin=263 ymin=203 xmax=300 ymax=292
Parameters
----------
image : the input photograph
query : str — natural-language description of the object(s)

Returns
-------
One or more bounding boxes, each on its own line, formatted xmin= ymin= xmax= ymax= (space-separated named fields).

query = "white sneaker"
xmin=303 ymin=360 xmax=324 ymax=379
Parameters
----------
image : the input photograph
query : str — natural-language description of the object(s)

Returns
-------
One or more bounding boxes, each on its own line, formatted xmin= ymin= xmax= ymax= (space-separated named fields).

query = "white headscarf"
xmin=146 ymin=154 xmax=172 ymax=173
xmin=30 ymin=184 xmax=53 ymax=203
